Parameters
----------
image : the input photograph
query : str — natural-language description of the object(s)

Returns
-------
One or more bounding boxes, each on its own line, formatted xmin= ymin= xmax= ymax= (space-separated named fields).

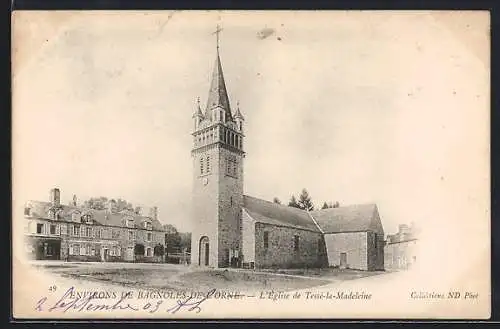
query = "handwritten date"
xmin=35 ymin=286 xmax=215 ymax=315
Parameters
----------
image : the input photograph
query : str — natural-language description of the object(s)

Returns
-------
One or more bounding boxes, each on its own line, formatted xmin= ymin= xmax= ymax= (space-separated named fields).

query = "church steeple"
xmin=191 ymin=25 xmax=245 ymax=268
xmin=205 ymin=25 xmax=233 ymax=122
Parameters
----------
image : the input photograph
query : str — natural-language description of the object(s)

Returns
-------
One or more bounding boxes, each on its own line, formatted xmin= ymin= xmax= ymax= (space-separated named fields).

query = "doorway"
xmin=35 ymin=239 xmax=61 ymax=260
xmin=340 ymin=252 xmax=347 ymax=269
xmin=101 ymin=248 xmax=109 ymax=262
xmin=199 ymin=236 xmax=209 ymax=266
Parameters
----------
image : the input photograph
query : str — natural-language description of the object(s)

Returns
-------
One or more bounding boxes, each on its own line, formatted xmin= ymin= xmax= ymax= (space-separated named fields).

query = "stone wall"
xmin=191 ymin=144 xmax=221 ymax=267
xmin=217 ymin=146 xmax=244 ymax=267
xmin=241 ymin=209 xmax=255 ymax=265
xmin=384 ymin=239 xmax=418 ymax=270
xmin=324 ymin=232 xmax=368 ymax=270
xmin=366 ymin=231 xmax=385 ymax=271
xmin=190 ymin=142 xmax=244 ymax=268
xmin=254 ymin=223 xmax=324 ymax=269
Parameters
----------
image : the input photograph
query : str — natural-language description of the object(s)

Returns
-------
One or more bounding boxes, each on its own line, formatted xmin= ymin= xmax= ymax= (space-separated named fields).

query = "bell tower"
xmin=190 ymin=26 xmax=245 ymax=268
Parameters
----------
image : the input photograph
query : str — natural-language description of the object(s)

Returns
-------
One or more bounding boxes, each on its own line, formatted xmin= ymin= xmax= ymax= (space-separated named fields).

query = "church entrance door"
xmin=199 ymin=236 xmax=210 ymax=266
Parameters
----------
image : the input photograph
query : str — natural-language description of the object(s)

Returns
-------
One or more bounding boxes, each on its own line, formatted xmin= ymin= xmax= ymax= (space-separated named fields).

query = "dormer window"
xmin=126 ymin=218 xmax=134 ymax=228
xmin=144 ymin=221 xmax=152 ymax=230
xmin=84 ymin=214 xmax=93 ymax=224
xmin=48 ymin=210 xmax=55 ymax=220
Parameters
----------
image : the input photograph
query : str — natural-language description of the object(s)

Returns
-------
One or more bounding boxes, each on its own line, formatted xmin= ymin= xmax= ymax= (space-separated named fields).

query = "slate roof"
xmin=25 ymin=200 xmax=164 ymax=231
xmin=205 ymin=50 xmax=233 ymax=120
xmin=310 ymin=204 xmax=384 ymax=235
xmin=242 ymin=195 xmax=320 ymax=232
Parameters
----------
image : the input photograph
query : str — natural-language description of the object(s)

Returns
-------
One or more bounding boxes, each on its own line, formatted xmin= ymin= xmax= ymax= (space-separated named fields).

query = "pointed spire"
xmin=205 ymin=26 xmax=232 ymax=121
xmin=193 ymin=97 xmax=204 ymax=118
xmin=234 ymin=100 xmax=244 ymax=120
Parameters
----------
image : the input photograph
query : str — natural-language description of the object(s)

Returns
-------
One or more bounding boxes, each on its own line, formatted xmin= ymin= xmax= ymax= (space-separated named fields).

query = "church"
xmin=190 ymin=30 xmax=385 ymax=271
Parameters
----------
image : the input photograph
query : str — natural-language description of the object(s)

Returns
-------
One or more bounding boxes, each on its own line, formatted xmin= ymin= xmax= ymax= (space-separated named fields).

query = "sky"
xmin=13 ymin=11 xmax=489 ymax=238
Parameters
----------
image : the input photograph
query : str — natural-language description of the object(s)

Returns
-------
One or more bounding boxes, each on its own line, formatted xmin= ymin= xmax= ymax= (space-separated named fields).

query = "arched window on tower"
xmin=220 ymin=111 xmax=223 ymax=122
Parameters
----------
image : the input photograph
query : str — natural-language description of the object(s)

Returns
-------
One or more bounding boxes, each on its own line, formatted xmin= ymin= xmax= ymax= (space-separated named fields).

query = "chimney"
xmin=149 ymin=206 xmax=158 ymax=221
xmin=72 ymin=194 xmax=78 ymax=207
xmin=50 ymin=188 xmax=61 ymax=207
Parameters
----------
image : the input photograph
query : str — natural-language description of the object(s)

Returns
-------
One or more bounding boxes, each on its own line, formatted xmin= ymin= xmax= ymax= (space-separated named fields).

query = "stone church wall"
xmin=366 ymin=231 xmax=385 ymax=271
xmin=254 ymin=222 xmax=324 ymax=269
xmin=240 ymin=210 xmax=256 ymax=265
xmin=324 ymin=231 xmax=368 ymax=270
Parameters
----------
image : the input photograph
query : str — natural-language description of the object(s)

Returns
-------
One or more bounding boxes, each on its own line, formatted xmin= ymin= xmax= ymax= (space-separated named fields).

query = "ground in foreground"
xmin=32 ymin=261 xmax=384 ymax=293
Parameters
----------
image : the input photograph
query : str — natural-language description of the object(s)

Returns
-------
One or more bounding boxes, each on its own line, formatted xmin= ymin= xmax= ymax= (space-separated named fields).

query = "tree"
xmin=179 ymin=232 xmax=192 ymax=252
xmin=297 ymin=188 xmax=314 ymax=211
xmin=273 ymin=197 xmax=281 ymax=204
xmin=83 ymin=197 xmax=108 ymax=210
xmin=322 ymin=201 xmax=340 ymax=209
xmin=83 ymin=196 xmax=134 ymax=212
xmin=163 ymin=224 xmax=178 ymax=234
xmin=164 ymin=224 xmax=182 ymax=255
xmin=153 ymin=244 xmax=165 ymax=256
xmin=288 ymin=195 xmax=300 ymax=208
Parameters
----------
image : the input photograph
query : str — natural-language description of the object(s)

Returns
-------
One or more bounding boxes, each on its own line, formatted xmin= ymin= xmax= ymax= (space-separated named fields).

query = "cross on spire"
xmin=212 ymin=24 xmax=223 ymax=51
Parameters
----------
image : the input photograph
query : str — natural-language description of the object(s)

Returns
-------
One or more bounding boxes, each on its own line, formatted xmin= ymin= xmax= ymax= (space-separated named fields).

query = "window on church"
xmin=263 ymin=231 xmax=269 ymax=249
xmin=200 ymin=157 xmax=204 ymax=175
xmin=233 ymin=160 xmax=238 ymax=177
xmin=230 ymin=196 xmax=233 ymax=206
xmin=294 ymin=235 xmax=300 ymax=252
xmin=207 ymin=156 xmax=210 ymax=173
xmin=239 ymin=122 xmax=242 ymax=131
xmin=36 ymin=223 xmax=43 ymax=234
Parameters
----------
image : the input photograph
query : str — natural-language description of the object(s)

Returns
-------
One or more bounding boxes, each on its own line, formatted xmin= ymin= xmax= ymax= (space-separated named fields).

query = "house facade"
xmin=23 ymin=188 xmax=165 ymax=262
xmin=384 ymin=224 xmax=419 ymax=270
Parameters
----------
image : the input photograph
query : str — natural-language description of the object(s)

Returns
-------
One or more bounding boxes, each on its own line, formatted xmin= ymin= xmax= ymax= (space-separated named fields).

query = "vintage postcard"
xmin=12 ymin=10 xmax=490 ymax=319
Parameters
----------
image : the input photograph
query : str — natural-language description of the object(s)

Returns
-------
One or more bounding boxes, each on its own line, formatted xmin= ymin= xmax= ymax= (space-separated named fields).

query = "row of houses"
xmin=23 ymin=188 xmax=166 ymax=262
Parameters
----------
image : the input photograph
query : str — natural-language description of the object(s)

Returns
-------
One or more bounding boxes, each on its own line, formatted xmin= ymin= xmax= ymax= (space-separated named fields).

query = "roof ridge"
xmin=306 ymin=211 xmax=324 ymax=234
xmin=243 ymin=194 xmax=309 ymax=213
